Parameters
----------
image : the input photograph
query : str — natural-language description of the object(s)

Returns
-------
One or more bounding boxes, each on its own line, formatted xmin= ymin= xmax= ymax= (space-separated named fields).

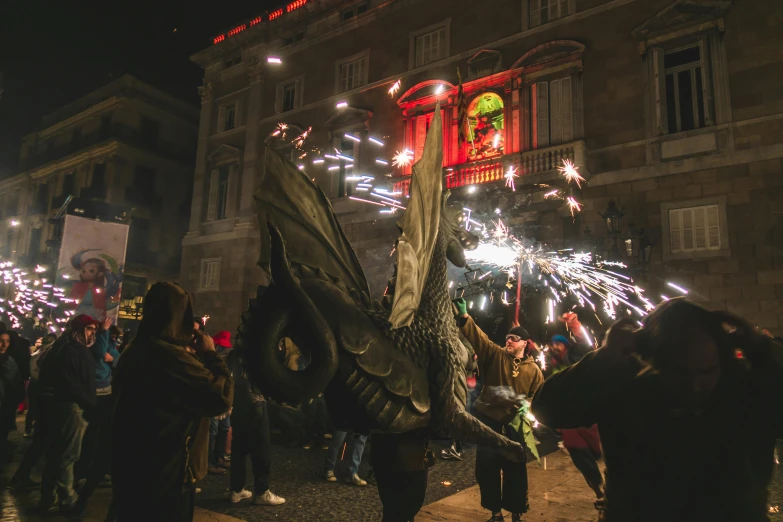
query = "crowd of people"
xmin=0 ymin=282 xmax=781 ymax=522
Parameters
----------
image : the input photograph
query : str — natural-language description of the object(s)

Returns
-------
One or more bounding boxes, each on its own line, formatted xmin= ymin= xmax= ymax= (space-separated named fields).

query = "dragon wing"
xmin=389 ymin=102 xmax=443 ymax=329
xmin=255 ymin=148 xmax=370 ymax=297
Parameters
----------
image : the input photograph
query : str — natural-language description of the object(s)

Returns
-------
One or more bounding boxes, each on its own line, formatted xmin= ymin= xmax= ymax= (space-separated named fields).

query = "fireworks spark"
xmin=667 ymin=282 xmax=689 ymax=294
xmin=388 ymin=79 xmax=402 ymax=97
xmin=558 ymin=159 xmax=585 ymax=188
xmin=271 ymin=122 xmax=288 ymax=138
xmin=292 ymin=126 xmax=312 ymax=148
xmin=392 ymin=149 xmax=414 ymax=169
xmin=504 ymin=166 xmax=518 ymax=191
xmin=566 ymin=197 xmax=582 ymax=216
xmin=544 ymin=189 xmax=560 ymax=199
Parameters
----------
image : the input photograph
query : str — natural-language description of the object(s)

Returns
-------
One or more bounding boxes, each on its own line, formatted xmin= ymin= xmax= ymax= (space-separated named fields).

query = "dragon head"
xmin=441 ymin=191 xmax=479 ymax=268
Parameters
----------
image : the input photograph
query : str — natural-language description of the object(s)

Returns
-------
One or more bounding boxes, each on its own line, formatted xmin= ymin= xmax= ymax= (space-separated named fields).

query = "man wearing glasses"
xmin=453 ymin=298 xmax=543 ymax=522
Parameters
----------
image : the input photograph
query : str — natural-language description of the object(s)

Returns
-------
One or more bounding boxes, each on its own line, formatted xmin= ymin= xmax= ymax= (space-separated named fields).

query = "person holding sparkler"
xmin=533 ymin=298 xmax=783 ymax=522
xmin=453 ymin=297 xmax=543 ymax=522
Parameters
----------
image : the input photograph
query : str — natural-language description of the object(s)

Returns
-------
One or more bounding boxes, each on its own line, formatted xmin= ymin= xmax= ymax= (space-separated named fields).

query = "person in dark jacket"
xmin=0 ymin=331 xmax=24 ymax=463
xmin=37 ymin=314 xmax=98 ymax=512
xmin=225 ymin=350 xmax=285 ymax=505
xmin=24 ymin=333 xmax=57 ymax=437
xmin=532 ymin=298 xmax=783 ymax=522
xmin=111 ymin=282 xmax=233 ymax=522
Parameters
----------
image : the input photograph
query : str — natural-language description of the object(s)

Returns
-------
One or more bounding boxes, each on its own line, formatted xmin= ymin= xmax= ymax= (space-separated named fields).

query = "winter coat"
xmin=91 ymin=330 xmax=120 ymax=389
xmin=0 ymin=354 xmax=23 ymax=431
xmin=458 ymin=315 xmax=543 ymax=423
xmin=111 ymin=282 xmax=233 ymax=518
xmin=38 ymin=336 xmax=96 ymax=412
xmin=29 ymin=337 xmax=56 ymax=381
xmin=532 ymin=338 xmax=783 ymax=522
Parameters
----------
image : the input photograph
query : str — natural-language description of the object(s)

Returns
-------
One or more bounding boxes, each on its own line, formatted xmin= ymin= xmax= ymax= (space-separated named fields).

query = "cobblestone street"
xmin=3 ymin=416 xmax=783 ymax=521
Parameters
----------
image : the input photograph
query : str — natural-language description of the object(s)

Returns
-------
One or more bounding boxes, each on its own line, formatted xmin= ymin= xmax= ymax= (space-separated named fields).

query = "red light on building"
xmin=213 ymin=34 xmax=226 ymax=45
xmin=249 ymin=16 xmax=263 ymax=26
xmin=227 ymin=24 xmax=247 ymax=37
xmin=286 ymin=0 xmax=307 ymax=12
xmin=269 ymin=8 xmax=283 ymax=20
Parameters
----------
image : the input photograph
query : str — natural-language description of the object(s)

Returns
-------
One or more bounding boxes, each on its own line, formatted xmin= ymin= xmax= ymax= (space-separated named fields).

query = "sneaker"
xmin=486 ymin=513 xmax=504 ymax=522
xmin=230 ymin=489 xmax=253 ymax=503
xmin=511 ymin=514 xmax=524 ymax=522
xmin=208 ymin=466 xmax=227 ymax=475
xmin=23 ymin=430 xmax=33 ymax=438
xmin=195 ymin=488 xmax=202 ymax=495
xmin=10 ymin=475 xmax=40 ymax=489
xmin=325 ymin=470 xmax=337 ymax=482
xmin=347 ymin=473 xmax=367 ymax=487
xmin=441 ymin=447 xmax=464 ymax=461
xmin=320 ymin=443 xmax=330 ymax=450
xmin=324 ymin=433 xmax=333 ymax=439
xmin=302 ymin=441 xmax=313 ymax=450
xmin=253 ymin=490 xmax=286 ymax=506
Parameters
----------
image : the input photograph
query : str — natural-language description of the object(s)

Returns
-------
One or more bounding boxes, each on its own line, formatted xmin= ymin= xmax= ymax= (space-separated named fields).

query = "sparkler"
xmin=391 ymin=149 xmax=414 ymax=169
xmin=504 ymin=166 xmax=518 ymax=192
xmin=666 ymin=282 xmax=689 ymax=294
xmin=544 ymin=189 xmax=560 ymax=199
xmin=388 ymin=79 xmax=402 ymax=97
xmin=292 ymin=127 xmax=311 ymax=148
xmin=271 ymin=122 xmax=288 ymax=138
xmin=558 ymin=159 xmax=585 ymax=188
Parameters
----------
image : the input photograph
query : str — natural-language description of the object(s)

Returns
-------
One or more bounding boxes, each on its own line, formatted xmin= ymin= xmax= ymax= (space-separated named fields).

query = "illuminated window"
xmin=409 ymin=20 xmax=450 ymax=69
xmin=466 ymin=92 xmax=504 ymax=162
xmin=530 ymin=77 xmax=573 ymax=148
xmin=336 ymin=51 xmax=369 ymax=93
xmin=276 ymin=77 xmax=303 ymax=113
xmin=529 ymin=0 xmax=572 ymax=27
xmin=199 ymin=258 xmax=221 ymax=291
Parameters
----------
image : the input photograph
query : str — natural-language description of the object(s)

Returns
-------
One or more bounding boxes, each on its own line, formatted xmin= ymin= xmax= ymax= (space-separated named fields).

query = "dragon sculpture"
xmin=238 ymin=105 xmax=526 ymax=458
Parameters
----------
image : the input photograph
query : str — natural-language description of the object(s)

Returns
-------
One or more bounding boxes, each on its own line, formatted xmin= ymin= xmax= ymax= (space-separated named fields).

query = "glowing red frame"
xmin=212 ymin=0 xmax=308 ymax=44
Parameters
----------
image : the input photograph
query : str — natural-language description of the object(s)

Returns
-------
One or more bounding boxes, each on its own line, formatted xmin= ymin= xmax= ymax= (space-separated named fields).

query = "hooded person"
xmin=111 ymin=282 xmax=233 ymax=522
xmin=37 ymin=314 xmax=99 ymax=512
xmin=453 ymin=298 xmax=544 ymax=522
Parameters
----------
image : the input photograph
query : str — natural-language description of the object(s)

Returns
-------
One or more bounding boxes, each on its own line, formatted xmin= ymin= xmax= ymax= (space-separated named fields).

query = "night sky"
xmin=0 ymin=0 xmax=278 ymax=177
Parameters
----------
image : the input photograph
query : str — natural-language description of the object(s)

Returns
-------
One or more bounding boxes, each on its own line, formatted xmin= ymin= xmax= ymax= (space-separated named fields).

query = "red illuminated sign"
xmin=213 ymin=0 xmax=307 ymax=44
xmin=287 ymin=0 xmax=307 ymax=12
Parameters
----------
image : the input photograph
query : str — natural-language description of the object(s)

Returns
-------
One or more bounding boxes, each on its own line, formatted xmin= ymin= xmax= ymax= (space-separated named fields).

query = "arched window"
xmin=466 ymin=92 xmax=504 ymax=162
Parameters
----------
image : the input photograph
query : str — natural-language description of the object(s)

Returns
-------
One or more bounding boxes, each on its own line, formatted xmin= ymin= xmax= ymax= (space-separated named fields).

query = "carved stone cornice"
xmin=198 ymin=82 xmax=214 ymax=104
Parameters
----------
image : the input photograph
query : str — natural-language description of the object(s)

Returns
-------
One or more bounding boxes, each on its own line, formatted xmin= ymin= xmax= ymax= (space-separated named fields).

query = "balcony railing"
xmin=391 ymin=140 xmax=588 ymax=198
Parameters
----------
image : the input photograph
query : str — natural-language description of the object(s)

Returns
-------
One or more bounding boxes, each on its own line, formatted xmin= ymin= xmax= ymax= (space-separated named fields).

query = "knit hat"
xmin=507 ymin=326 xmax=530 ymax=340
xmin=212 ymin=330 xmax=232 ymax=349
xmin=71 ymin=314 xmax=99 ymax=332
xmin=551 ymin=334 xmax=571 ymax=346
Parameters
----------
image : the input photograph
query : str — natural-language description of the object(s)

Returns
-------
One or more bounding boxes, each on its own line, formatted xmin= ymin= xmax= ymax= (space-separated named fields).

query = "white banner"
xmin=56 ymin=215 xmax=130 ymax=322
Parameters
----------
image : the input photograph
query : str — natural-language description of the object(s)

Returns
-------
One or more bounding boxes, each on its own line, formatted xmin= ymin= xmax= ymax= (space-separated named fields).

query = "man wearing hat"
xmin=37 ymin=314 xmax=99 ymax=512
xmin=453 ymin=298 xmax=543 ymax=522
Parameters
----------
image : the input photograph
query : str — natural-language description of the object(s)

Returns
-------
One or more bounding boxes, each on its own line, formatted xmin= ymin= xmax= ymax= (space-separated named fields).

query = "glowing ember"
xmin=388 ymin=79 xmax=402 ymax=97
xmin=504 ymin=166 xmax=518 ymax=191
xmin=202 ymin=315 xmax=210 ymax=325
xmin=566 ymin=197 xmax=582 ymax=216
xmin=292 ymin=127 xmax=312 ymax=148
xmin=392 ymin=149 xmax=414 ymax=169
xmin=558 ymin=159 xmax=585 ymax=188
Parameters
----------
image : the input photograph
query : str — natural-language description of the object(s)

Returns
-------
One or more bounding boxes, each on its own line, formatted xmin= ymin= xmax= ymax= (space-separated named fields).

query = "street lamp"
xmin=624 ymin=223 xmax=656 ymax=273
xmin=599 ymin=200 xmax=625 ymax=261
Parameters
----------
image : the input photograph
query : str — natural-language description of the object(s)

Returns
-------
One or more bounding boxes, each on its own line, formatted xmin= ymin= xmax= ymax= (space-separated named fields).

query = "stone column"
xmin=187 ymin=82 xmax=214 ymax=235
xmin=235 ymin=62 xmax=264 ymax=229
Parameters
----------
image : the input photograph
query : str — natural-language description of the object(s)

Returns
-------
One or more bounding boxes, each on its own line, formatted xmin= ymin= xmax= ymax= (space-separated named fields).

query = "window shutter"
xmin=669 ymin=209 xmax=682 ymax=253
xmin=550 ymin=79 xmax=562 ymax=145
xmin=682 ymin=209 xmax=694 ymax=251
xmin=206 ymin=170 xmax=219 ymax=221
xmin=217 ymin=106 xmax=226 ymax=133
xmin=235 ymin=100 xmax=242 ymax=126
xmin=414 ymin=116 xmax=428 ymax=162
xmin=275 ymin=85 xmax=284 ymax=114
xmin=536 ymin=81 xmax=550 ymax=148
xmin=294 ymin=79 xmax=302 ymax=109
xmin=694 ymin=207 xmax=706 ymax=249
xmin=530 ymin=0 xmax=541 ymax=27
xmin=651 ymin=48 xmax=667 ymax=136
xmin=707 ymin=205 xmax=720 ymax=248
xmin=561 ymin=77 xmax=573 ymax=143
xmin=698 ymin=37 xmax=713 ymax=126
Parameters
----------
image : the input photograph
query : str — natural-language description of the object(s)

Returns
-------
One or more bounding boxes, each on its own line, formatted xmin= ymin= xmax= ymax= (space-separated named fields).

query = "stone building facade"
xmin=1 ymin=75 xmax=198 ymax=322
xmin=184 ymin=0 xmax=783 ymax=334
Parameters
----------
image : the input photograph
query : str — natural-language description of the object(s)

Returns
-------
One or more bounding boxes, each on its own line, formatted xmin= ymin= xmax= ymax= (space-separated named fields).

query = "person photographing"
xmin=453 ymin=298 xmax=543 ymax=522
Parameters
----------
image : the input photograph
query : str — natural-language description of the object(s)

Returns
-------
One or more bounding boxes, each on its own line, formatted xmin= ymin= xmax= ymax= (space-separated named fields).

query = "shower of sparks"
xmin=202 ymin=315 xmax=210 ymax=324
xmin=292 ymin=127 xmax=312 ymax=148
xmin=558 ymin=159 xmax=585 ymax=188
xmin=536 ymin=350 xmax=547 ymax=371
xmin=566 ymin=197 xmax=582 ymax=216
xmin=504 ymin=166 xmax=518 ymax=191
xmin=271 ymin=122 xmax=288 ymax=138
xmin=392 ymin=149 xmax=414 ymax=169
xmin=667 ymin=281 xmax=689 ymax=295
xmin=388 ymin=79 xmax=402 ymax=97
xmin=544 ymin=189 xmax=560 ymax=199
xmin=493 ymin=133 xmax=501 ymax=149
